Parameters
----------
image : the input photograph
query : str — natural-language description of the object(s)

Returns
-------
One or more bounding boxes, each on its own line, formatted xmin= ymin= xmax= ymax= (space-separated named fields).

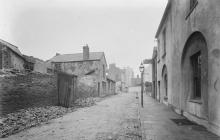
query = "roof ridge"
xmin=59 ymin=52 xmax=104 ymax=55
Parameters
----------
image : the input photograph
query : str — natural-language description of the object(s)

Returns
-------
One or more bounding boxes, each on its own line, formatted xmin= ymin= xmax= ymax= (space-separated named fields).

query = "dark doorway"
xmin=98 ymin=82 xmax=100 ymax=96
xmin=162 ymin=65 xmax=168 ymax=101
xmin=158 ymin=81 xmax=160 ymax=102
xmin=164 ymin=74 xmax=168 ymax=97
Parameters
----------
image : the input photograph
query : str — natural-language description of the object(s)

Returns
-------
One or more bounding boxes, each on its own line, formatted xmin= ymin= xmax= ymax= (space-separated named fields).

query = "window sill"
xmin=185 ymin=1 xmax=198 ymax=20
xmin=162 ymin=53 xmax=166 ymax=58
xmin=157 ymin=59 xmax=160 ymax=63
xmin=188 ymin=99 xmax=202 ymax=104
xmin=164 ymin=96 xmax=168 ymax=101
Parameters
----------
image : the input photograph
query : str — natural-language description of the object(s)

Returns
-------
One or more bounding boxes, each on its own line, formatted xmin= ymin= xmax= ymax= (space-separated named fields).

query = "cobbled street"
xmin=4 ymin=90 xmax=141 ymax=140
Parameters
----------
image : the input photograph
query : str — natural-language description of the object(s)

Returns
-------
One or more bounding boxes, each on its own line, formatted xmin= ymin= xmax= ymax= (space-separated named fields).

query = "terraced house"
xmin=154 ymin=0 xmax=220 ymax=136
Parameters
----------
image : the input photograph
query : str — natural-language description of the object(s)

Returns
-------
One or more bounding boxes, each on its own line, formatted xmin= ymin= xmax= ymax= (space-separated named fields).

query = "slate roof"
xmin=49 ymin=52 xmax=104 ymax=63
xmin=0 ymin=39 xmax=23 ymax=57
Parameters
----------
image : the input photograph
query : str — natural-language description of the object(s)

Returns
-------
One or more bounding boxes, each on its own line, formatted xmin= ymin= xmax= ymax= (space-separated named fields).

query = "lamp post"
xmin=139 ymin=62 xmax=144 ymax=107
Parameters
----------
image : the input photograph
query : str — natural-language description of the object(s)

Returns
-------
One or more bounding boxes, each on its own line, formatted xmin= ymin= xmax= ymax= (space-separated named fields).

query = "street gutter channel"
xmin=136 ymin=92 xmax=143 ymax=140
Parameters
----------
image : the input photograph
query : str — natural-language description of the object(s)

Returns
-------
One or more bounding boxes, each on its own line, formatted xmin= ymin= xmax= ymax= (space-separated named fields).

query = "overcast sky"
xmin=0 ymin=0 xmax=167 ymax=75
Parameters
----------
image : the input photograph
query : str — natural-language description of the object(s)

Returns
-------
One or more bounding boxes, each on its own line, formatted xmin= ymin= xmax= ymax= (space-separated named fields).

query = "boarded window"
xmin=190 ymin=51 xmax=201 ymax=99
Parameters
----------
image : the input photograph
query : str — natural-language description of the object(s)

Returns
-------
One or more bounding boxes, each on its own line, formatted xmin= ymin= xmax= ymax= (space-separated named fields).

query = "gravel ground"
xmin=3 ymin=92 xmax=141 ymax=140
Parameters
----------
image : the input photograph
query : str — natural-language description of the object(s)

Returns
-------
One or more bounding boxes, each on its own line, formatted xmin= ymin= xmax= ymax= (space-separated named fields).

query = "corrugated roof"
xmin=49 ymin=52 xmax=104 ymax=62
xmin=0 ymin=39 xmax=23 ymax=57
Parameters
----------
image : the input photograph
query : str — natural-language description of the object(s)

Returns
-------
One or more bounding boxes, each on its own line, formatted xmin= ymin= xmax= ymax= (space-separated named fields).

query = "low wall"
xmin=0 ymin=73 xmax=57 ymax=116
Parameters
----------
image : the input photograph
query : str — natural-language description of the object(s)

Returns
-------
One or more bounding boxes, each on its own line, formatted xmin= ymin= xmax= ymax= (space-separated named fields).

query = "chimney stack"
xmin=83 ymin=44 xmax=89 ymax=60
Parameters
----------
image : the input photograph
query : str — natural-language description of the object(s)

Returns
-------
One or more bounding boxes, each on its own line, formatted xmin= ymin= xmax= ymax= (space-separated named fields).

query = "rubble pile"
xmin=0 ymin=97 xmax=98 ymax=138
xmin=73 ymin=97 xmax=97 ymax=107
xmin=0 ymin=106 xmax=68 ymax=138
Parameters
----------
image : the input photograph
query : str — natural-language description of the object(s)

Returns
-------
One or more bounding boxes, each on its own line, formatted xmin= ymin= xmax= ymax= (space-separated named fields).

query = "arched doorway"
xmin=181 ymin=31 xmax=208 ymax=118
xmin=162 ymin=65 xmax=168 ymax=101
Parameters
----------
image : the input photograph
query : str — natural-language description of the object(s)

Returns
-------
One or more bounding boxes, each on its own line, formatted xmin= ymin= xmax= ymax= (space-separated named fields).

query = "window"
xmin=157 ymin=39 xmax=160 ymax=62
xmin=186 ymin=0 xmax=198 ymax=19
xmin=164 ymin=74 xmax=168 ymax=97
xmin=162 ymin=28 xmax=166 ymax=56
xmin=190 ymin=51 xmax=201 ymax=99
xmin=55 ymin=63 xmax=62 ymax=72
xmin=103 ymin=65 xmax=105 ymax=78
xmin=190 ymin=0 xmax=198 ymax=11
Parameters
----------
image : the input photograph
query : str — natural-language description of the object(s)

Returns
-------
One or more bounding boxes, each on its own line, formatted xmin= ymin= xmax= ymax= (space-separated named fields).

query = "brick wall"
xmin=0 ymin=73 xmax=57 ymax=116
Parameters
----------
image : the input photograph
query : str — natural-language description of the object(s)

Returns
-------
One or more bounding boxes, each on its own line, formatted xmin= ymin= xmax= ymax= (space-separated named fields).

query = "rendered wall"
xmin=160 ymin=0 xmax=220 ymax=135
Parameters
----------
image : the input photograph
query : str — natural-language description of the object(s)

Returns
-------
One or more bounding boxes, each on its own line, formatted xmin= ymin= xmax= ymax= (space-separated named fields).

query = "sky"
xmin=0 ymin=0 xmax=167 ymax=75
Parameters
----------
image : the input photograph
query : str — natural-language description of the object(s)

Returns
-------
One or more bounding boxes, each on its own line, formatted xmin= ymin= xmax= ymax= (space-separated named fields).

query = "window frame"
xmin=190 ymin=51 xmax=202 ymax=100
xmin=186 ymin=0 xmax=198 ymax=20
xmin=162 ymin=28 xmax=167 ymax=57
xmin=103 ymin=64 xmax=105 ymax=78
xmin=157 ymin=39 xmax=161 ymax=63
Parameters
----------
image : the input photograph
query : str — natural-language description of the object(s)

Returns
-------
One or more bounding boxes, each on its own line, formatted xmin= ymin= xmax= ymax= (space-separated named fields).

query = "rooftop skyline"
xmin=0 ymin=0 xmax=167 ymax=75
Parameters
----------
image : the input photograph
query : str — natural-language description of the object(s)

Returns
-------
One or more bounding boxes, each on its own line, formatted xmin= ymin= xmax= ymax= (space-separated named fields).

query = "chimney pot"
xmin=83 ymin=44 xmax=89 ymax=60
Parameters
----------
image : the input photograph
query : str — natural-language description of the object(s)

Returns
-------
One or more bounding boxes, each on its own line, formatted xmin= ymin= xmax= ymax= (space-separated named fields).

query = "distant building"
xmin=131 ymin=75 xmax=141 ymax=86
xmin=49 ymin=45 xmax=108 ymax=96
xmin=123 ymin=67 xmax=134 ymax=87
xmin=143 ymin=64 xmax=152 ymax=83
xmin=108 ymin=64 xmax=134 ymax=92
xmin=108 ymin=63 xmax=123 ymax=81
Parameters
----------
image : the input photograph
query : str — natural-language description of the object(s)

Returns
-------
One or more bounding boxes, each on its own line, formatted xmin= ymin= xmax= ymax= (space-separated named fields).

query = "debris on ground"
xmin=0 ymin=97 xmax=99 ymax=138
xmin=73 ymin=97 xmax=97 ymax=107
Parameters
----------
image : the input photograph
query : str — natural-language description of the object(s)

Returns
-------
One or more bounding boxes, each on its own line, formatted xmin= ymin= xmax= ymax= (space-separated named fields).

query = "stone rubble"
xmin=0 ymin=97 xmax=97 ymax=138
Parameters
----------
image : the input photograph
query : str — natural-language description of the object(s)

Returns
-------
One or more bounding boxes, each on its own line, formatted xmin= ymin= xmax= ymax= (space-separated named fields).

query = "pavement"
xmin=139 ymin=93 xmax=220 ymax=140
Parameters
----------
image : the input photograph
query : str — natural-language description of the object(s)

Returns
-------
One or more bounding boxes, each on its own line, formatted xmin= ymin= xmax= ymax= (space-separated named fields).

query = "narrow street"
xmin=2 ymin=87 xmax=220 ymax=140
xmin=4 ymin=90 xmax=141 ymax=140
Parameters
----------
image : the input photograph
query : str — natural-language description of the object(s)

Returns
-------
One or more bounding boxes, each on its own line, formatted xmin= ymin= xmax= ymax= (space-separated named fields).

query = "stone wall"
xmin=10 ymin=50 xmax=25 ymax=71
xmin=76 ymin=75 xmax=98 ymax=98
xmin=0 ymin=73 xmax=57 ymax=116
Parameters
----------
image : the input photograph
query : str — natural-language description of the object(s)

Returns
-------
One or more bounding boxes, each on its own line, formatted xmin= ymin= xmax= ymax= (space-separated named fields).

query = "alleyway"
xmin=4 ymin=92 xmax=141 ymax=140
